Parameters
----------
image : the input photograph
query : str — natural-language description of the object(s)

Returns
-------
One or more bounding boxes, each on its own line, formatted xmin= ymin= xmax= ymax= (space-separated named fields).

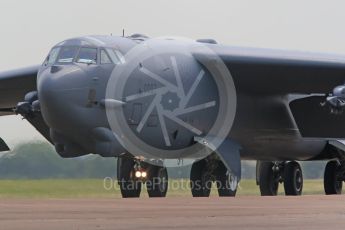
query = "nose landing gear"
xmin=117 ymin=157 xmax=142 ymax=198
xmin=146 ymin=166 xmax=168 ymax=197
xmin=117 ymin=157 xmax=169 ymax=198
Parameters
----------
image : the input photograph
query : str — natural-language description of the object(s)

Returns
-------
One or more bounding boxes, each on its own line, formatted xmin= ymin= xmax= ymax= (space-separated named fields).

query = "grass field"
xmin=0 ymin=179 xmax=326 ymax=198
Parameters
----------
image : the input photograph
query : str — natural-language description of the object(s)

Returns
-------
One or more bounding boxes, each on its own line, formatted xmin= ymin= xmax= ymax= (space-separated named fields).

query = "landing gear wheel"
xmin=259 ymin=161 xmax=279 ymax=196
xmin=324 ymin=160 xmax=343 ymax=195
xmin=147 ymin=166 xmax=168 ymax=197
xmin=117 ymin=157 xmax=142 ymax=198
xmin=284 ymin=161 xmax=303 ymax=196
xmin=216 ymin=161 xmax=237 ymax=197
xmin=190 ymin=159 xmax=212 ymax=197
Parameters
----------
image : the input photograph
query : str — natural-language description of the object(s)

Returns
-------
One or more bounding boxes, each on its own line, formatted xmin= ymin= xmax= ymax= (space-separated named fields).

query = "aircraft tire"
xmin=216 ymin=161 xmax=237 ymax=197
xmin=190 ymin=159 xmax=212 ymax=197
xmin=259 ymin=161 xmax=279 ymax=196
xmin=146 ymin=166 xmax=168 ymax=197
xmin=117 ymin=157 xmax=142 ymax=198
xmin=283 ymin=161 xmax=303 ymax=196
xmin=324 ymin=160 xmax=343 ymax=195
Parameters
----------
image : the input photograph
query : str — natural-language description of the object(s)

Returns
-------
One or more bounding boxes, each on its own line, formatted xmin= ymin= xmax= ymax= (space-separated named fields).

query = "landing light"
xmin=135 ymin=171 xmax=142 ymax=178
xmin=135 ymin=170 xmax=147 ymax=178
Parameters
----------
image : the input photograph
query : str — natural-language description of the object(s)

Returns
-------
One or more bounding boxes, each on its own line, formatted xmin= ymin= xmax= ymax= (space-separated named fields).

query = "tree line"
xmin=0 ymin=141 xmax=326 ymax=179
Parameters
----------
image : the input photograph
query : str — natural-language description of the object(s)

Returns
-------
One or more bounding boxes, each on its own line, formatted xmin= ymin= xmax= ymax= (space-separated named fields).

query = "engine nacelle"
xmin=326 ymin=85 xmax=345 ymax=113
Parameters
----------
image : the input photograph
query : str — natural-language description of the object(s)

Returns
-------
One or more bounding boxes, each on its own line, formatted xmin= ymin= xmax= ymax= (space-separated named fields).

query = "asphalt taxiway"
xmin=0 ymin=196 xmax=345 ymax=230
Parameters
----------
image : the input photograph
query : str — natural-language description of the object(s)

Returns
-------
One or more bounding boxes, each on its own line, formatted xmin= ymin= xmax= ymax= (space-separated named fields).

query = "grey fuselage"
xmin=37 ymin=35 xmax=338 ymax=161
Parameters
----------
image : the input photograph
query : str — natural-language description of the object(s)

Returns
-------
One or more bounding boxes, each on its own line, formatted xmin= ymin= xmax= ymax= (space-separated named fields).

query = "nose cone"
xmin=37 ymin=65 xmax=88 ymax=130
xmin=38 ymin=65 xmax=86 ymax=93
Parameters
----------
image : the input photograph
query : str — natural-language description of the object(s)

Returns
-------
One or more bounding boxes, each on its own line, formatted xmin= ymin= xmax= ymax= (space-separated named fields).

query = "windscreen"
xmin=76 ymin=47 xmax=97 ymax=64
xmin=57 ymin=47 xmax=79 ymax=63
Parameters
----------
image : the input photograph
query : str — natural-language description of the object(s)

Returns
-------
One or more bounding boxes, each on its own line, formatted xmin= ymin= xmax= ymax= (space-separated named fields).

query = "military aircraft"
xmin=1 ymin=34 xmax=345 ymax=198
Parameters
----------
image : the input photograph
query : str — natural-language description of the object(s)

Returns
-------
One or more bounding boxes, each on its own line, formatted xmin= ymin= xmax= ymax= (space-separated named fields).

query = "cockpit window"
xmin=77 ymin=47 xmax=97 ymax=64
xmin=106 ymin=48 xmax=125 ymax=64
xmin=57 ymin=46 xmax=79 ymax=63
xmin=114 ymin=50 xmax=125 ymax=63
xmin=100 ymin=49 xmax=112 ymax=64
xmin=45 ymin=47 xmax=60 ymax=65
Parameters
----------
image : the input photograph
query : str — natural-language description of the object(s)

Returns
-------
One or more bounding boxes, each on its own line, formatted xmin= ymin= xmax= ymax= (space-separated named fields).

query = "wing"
xmin=195 ymin=45 xmax=345 ymax=138
xmin=0 ymin=65 xmax=39 ymax=114
xmin=0 ymin=65 xmax=52 ymax=149
xmin=208 ymin=45 xmax=345 ymax=95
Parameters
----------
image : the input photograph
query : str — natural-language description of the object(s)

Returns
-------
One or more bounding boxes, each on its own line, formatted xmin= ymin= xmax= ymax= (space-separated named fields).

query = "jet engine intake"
xmin=326 ymin=85 xmax=345 ymax=114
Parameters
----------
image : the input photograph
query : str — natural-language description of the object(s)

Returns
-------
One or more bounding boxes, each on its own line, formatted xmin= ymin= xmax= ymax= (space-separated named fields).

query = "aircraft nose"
xmin=37 ymin=65 xmax=89 ymax=128
xmin=38 ymin=65 xmax=87 ymax=92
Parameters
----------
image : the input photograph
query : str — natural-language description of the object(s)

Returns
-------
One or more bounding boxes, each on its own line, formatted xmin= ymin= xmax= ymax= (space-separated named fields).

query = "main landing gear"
xmin=257 ymin=161 xmax=303 ymax=196
xmin=190 ymin=157 xmax=238 ymax=197
xmin=117 ymin=157 xmax=168 ymax=198
xmin=258 ymin=159 xmax=345 ymax=196
xmin=324 ymin=160 xmax=344 ymax=195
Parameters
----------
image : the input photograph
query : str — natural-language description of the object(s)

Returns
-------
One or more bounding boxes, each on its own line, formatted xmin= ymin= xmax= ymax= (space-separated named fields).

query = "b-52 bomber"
xmin=1 ymin=34 xmax=345 ymax=198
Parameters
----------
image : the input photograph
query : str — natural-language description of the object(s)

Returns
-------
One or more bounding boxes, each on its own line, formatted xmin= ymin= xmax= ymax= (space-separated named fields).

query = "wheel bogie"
xmin=283 ymin=161 xmax=303 ymax=196
xmin=324 ymin=160 xmax=343 ymax=195
xmin=216 ymin=162 xmax=237 ymax=197
xmin=190 ymin=159 xmax=212 ymax=197
xmin=146 ymin=166 xmax=169 ymax=198
xmin=117 ymin=157 xmax=142 ymax=198
xmin=257 ymin=161 xmax=303 ymax=196
xmin=258 ymin=161 xmax=280 ymax=196
xmin=190 ymin=158 xmax=238 ymax=197
xmin=117 ymin=157 xmax=169 ymax=198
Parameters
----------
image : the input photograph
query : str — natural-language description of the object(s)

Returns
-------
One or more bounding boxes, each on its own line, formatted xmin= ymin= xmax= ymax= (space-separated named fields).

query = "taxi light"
xmin=135 ymin=171 xmax=142 ymax=178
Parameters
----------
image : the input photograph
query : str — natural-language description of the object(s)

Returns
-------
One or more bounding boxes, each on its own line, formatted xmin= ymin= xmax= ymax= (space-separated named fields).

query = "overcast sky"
xmin=0 ymin=0 xmax=345 ymax=146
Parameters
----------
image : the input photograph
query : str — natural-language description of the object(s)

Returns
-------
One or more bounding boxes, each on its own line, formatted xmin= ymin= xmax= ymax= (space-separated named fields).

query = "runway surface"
xmin=0 ymin=196 xmax=345 ymax=230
